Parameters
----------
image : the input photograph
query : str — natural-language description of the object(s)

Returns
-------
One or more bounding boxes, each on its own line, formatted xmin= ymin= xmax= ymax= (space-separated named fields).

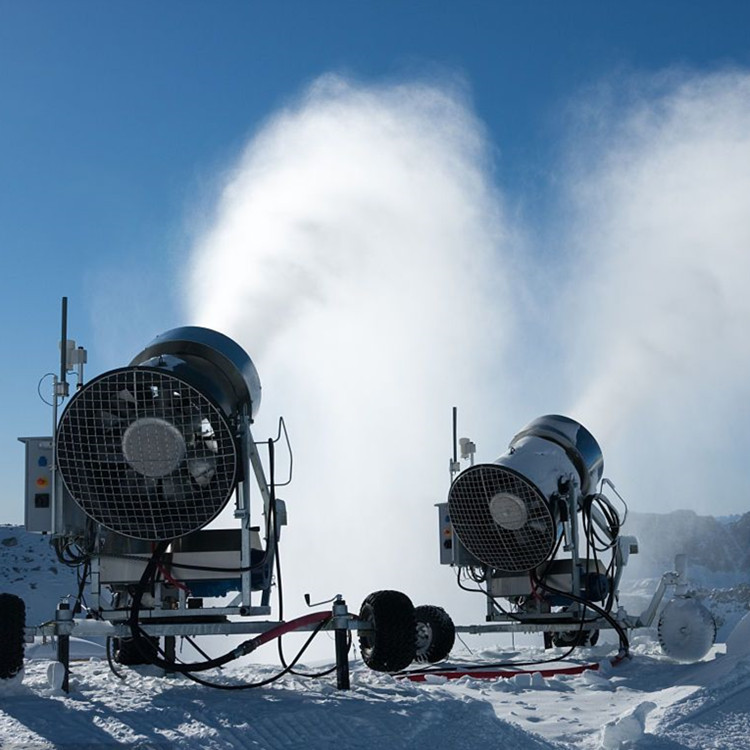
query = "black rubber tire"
xmin=414 ymin=605 xmax=455 ymax=663
xmin=113 ymin=635 xmax=159 ymax=666
xmin=358 ymin=590 xmax=416 ymax=672
xmin=0 ymin=593 xmax=26 ymax=680
xmin=551 ymin=628 xmax=599 ymax=648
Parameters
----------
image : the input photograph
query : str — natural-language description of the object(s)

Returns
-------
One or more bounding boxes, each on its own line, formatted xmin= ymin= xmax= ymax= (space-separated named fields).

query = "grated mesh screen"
xmin=56 ymin=367 xmax=239 ymax=540
xmin=448 ymin=464 xmax=555 ymax=572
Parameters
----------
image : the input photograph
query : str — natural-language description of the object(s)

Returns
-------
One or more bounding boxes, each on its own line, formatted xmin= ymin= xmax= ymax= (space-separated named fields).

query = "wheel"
xmin=551 ymin=628 xmax=599 ymax=648
xmin=358 ymin=590 xmax=416 ymax=672
xmin=414 ymin=605 xmax=455 ymax=663
xmin=113 ymin=635 xmax=159 ymax=665
xmin=658 ymin=596 xmax=716 ymax=662
xmin=0 ymin=593 xmax=26 ymax=681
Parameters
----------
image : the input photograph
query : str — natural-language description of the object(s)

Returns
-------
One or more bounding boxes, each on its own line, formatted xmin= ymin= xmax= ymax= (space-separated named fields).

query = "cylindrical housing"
xmin=55 ymin=327 xmax=260 ymax=541
xmin=509 ymin=415 xmax=603 ymax=494
xmin=130 ymin=326 xmax=261 ymax=419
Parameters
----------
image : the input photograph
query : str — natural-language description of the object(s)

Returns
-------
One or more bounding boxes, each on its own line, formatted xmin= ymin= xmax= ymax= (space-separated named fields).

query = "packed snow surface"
xmin=2 ymin=522 xmax=750 ymax=749
xmin=2 ymin=637 xmax=750 ymax=749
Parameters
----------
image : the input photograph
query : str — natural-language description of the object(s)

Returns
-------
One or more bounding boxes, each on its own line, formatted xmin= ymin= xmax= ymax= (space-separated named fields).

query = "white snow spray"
xmin=184 ymin=71 xmax=750 ymax=660
xmin=563 ymin=71 xmax=750 ymax=517
xmin=185 ymin=75 xmax=524 ymax=653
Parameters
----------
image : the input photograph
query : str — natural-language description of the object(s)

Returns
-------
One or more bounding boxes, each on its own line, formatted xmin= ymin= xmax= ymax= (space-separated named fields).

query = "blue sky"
xmin=3 ymin=1 xmax=750 ymax=524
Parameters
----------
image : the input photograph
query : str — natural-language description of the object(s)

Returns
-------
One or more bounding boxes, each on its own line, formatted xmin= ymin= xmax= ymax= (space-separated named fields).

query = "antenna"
xmin=449 ymin=406 xmax=460 ymax=480
xmin=57 ymin=297 xmax=70 ymax=399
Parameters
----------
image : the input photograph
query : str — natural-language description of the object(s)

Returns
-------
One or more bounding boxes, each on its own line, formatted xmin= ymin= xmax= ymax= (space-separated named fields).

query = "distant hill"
xmin=623 ymin=509 xmax=750 ymax=576
xmin=620 ymin=510 xmax=750 ymax=640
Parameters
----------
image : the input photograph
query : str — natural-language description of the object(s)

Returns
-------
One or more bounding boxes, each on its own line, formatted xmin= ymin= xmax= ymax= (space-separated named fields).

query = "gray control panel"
xmin=19 ymin=436 xmax=86 ymax=534
xmin=19 ymin=436 xmax=55 ymax=532
xmin=436 ymin=502 xmax=481 ymax=567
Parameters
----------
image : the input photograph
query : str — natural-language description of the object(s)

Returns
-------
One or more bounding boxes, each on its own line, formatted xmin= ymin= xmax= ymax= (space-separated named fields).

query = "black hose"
xmin=123 ymin=540 xmax=333 ymax=688
xmin=127 ymin=541 xmax=247 ymax=673
xmin=106 ymin=637 xmax=125 ymax=680
xmin=530 ymin=572 xmax=629 ymax=655
xmin=183 ymin=618 xmax=330 ymax=690
xmin=268 ymin=436 xmax=351 ymax=679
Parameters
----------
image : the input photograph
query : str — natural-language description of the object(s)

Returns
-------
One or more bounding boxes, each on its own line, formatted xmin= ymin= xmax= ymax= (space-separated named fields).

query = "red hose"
xmin=241 ymin=611 xmax=331 ymax=656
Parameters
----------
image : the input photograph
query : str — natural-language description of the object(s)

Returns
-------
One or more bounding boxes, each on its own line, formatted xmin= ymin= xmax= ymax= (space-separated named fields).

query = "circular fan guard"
xmin=448 ymin=464 xmax=556 ymax=573
xmin=56 ymin=367 xmax=239 ymax=541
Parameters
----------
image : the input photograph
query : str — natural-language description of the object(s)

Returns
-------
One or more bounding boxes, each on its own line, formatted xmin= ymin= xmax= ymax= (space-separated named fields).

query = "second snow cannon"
xmin=438 ymin=412 xmax=716 ymax=663
xmin=448 ymin=415 xmax=603 ymax=573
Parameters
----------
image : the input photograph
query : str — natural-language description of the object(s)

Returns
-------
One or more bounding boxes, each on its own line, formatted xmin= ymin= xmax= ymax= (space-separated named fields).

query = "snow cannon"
xmin=56 ymin=326 xmax=261 ymax=540
xmin=7 ymin=300 xmax=429 ymax=693
xmin=448 ymin=415 xmax=603 ymax=573
xmin=433 ymin=410 xmax=716 ymax=666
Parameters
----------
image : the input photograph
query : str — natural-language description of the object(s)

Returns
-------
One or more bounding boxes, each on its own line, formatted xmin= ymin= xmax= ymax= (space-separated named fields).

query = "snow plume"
xmin=564 ymin=70 xmax=750 ymax=515
xmin=183 ymin=69 xmax=750 ymax=657
xmin=185 ymin=75 xmax=519 ymax=632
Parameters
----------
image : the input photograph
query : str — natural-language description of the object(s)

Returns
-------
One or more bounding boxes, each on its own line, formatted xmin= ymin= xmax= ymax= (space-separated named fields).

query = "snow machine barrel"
xmin=55 ymin=326 xmax=260 ymax=541
xmin=130 ymin=326 xmax=261 ymax=420
xmin=447 ymin=415 xmax=603 ymax=573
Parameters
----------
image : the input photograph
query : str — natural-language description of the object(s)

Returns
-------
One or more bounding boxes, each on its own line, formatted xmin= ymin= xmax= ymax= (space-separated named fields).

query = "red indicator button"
xmin=35 ymin=477 xmax=49 ymax=488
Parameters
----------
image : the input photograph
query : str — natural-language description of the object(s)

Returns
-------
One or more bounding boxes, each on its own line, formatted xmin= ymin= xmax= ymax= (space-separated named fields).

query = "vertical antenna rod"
xmin=449 ymin=406 xmax=460 ymax=480
xmin=51 ymin=296 xmax=70 ymax=535
xmin=59 ymin=296 xmax=69 ymax=398
xmin=452 ymin=406 xmax=458 ymax=466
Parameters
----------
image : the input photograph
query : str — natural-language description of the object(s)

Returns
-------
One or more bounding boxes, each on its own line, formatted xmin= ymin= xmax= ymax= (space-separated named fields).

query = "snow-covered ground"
xmin=2 ymin=522 xmax=750 ymax=749
xmin=2 ymin=634 xmax=750 ymax=749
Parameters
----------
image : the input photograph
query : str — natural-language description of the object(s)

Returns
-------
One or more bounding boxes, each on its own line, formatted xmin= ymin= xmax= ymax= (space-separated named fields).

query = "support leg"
xmin=164 ymin=635 xmax=176 ymax=676
xmin=55 ymin=601 xmax=73 ymax=693
xmin=57 ymin=633 xmax=70 ymax=693
xmin=332 ymin=597 xmax=350 ymax=690
xmin=335 ymin=627 xmax=350 ymax=690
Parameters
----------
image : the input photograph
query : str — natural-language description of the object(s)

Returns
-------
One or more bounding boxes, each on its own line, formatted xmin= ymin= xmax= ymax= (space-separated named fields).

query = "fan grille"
xmin=57 ymin=367 xmax=239 ymax=540
xmin=448 ymin=464 xmax=556 ymax=572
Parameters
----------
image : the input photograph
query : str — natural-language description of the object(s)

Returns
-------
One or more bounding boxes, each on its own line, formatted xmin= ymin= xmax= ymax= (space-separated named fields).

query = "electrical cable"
xmin=530 ymin=572 xmax=629 ymax=655
xmin=106 ymin=637 xmax=125 ymax=680
xmin=581 ymin=493 xmax=622 ymax=552
xmin=73 ymin=557 xmax=90 ymax=614
xmin=180 ymin=618 xmax=329 ymax=690
xmin=127 ymin=541 xmax=240 ymax=673
xmin=397 ymin=633 xmax=584 ymax=677
xmin=268 ymin=437 xmax=351 ymax=679
xmin=37 ymin=373 xmax=63 ymax=407
xmin=442 ymin=498 xmax=630 ymax=679
xmin=580 ymin=491 xmax=625 ymax=616
xmin=183 ymin=635 xmax=219 ymax=665
xmin=127 ymin=553 xmax=333 ymax=683
xmin=116 ymin=438 xmax=342 ymax=688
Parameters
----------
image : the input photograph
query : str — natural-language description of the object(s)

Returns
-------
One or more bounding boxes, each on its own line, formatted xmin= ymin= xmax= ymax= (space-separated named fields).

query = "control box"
xmin=19 ymin=436 xmax=55 ymax=532
xmin=19 ymin=436 xmax=84 ymax=534
xmin=436 ymin=502 xmax=481 ymax=567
